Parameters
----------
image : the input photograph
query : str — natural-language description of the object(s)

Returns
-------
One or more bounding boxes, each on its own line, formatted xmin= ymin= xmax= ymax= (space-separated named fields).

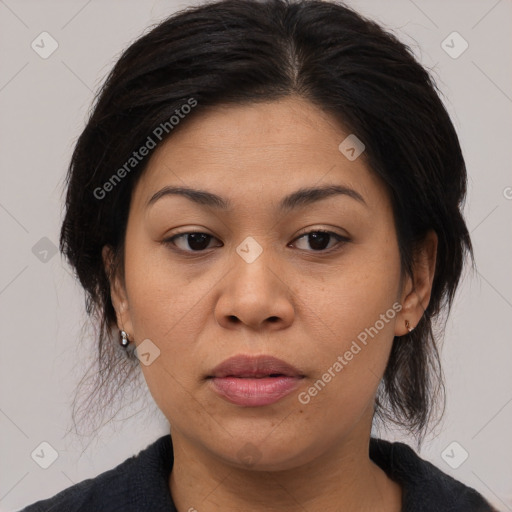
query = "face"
xmin=106 ymin=96 xmax=434 ymax=471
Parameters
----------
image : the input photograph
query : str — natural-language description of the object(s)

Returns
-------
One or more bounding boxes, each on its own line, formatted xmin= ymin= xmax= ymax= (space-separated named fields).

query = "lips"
xmin=208 ymin=354 xmax=304 ymax=379
xmin=207 ymin=355 xmax=305 ymax=407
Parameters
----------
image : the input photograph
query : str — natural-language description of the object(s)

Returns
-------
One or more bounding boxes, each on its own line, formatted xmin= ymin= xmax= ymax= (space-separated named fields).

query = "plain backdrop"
xmin=1 ymin=0 xmax=511 ymax=510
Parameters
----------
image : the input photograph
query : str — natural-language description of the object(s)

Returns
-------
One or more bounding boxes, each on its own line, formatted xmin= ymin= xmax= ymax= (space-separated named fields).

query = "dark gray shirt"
xmin=18 ymin=434 xmax=497 ymax=511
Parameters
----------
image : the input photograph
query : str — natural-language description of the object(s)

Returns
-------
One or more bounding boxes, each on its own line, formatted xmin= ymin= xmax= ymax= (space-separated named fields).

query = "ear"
xmin=102 ymin=245 xmax=134 ymax=338
xmin=395 ymin=230 xmax=438 ymax=336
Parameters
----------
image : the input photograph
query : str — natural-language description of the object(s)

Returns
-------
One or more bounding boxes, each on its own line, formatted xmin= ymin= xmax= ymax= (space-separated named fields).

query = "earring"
xmin=120 ymin=330 xmax=130 ymax=348
xmin=405 ymin=319 xmax=413 ymax=332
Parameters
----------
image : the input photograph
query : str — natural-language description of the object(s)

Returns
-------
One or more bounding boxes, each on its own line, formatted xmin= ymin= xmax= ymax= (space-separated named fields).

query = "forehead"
xmin=131 ymin=96 xmax=386 ymax=212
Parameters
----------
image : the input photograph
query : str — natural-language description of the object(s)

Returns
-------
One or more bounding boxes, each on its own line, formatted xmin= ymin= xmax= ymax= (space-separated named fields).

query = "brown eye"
xmin=164 ymin=232 xmax=221 ymax=252
xmin=292 ymin=230 xmax=349 ymax=252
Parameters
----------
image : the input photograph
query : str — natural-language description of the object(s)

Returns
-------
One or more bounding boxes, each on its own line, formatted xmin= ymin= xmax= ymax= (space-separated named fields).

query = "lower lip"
xmin=209 ymin=376 xmax=303 ymax=406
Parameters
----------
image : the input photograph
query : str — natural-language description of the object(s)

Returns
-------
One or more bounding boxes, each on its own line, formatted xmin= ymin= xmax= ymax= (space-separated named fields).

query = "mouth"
xmin=207 ymin=354 xmax=305 ymax=379
xmin=206 ymin=355 xmax=305 ymax=407
xmin=222 ymin=373 xmax=288 ymax=378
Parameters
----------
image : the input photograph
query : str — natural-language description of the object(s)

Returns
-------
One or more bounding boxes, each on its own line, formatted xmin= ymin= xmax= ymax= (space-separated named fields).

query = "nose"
xmin=214 ymin=242 xmax=295 ymax=331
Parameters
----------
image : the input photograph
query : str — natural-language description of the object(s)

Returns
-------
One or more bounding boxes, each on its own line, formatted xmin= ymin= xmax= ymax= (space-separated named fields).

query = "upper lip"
xmin=208 ymin=355 xmax=305 ymax=378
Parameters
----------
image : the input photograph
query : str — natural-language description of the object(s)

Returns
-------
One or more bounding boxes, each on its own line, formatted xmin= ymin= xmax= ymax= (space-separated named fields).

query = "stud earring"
xmin=405 ymin=319 xmax=413 ymax=332
xmin=120 ymin=330 xmax=130 ymax=348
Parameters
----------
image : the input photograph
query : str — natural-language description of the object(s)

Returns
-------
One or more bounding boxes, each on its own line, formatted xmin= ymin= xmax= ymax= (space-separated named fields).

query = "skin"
xmin=104 ymin=96 xmax=437 ymax=512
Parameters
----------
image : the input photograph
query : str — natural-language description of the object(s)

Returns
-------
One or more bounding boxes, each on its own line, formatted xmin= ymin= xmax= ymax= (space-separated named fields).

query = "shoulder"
xmin=17 ymin=455 xmax=138 ymax=512
xmin=17 ymin=434 xmax=174 ymax=512
xmin=369 ymin=437 xmax=498 ymax=512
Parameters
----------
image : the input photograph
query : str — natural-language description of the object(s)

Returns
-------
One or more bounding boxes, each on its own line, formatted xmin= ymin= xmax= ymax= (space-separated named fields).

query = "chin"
xmin=207 ymin=433 xmax=324 ymax=473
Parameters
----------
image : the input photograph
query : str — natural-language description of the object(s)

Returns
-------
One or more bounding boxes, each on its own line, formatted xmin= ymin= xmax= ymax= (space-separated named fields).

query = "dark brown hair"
xmin=60 ymin=0 xmax=473 ymax=441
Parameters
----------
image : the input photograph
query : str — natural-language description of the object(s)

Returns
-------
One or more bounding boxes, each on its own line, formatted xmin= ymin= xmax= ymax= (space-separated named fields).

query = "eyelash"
xmin=162 ymin=229 xmax=350 ymax=255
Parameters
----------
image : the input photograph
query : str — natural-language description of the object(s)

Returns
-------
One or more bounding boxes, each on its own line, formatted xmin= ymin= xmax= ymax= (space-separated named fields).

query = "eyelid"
xmin=293 ymin=227 xmax=349 ymax=240
xmin=163 ymin=230 xmax=220 ymax=253
xmin=291 ymin=229 xmax=350 ymax=253
xmin=163 ymin=228 xmax=350 ymax=253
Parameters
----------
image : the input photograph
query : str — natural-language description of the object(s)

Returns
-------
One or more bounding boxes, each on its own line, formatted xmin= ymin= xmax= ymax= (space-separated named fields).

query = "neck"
xmin=168 ymin=416 xmax=401 ymax=512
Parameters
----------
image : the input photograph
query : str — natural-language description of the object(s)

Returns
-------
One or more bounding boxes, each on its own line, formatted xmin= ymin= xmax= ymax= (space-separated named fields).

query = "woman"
xmin=19 ymin=0 xmax=497 ymax=510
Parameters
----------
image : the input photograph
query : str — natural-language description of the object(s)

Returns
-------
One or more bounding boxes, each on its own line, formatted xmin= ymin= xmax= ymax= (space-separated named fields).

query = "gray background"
xmin=1 ymin=0 xmax=511 ymax=510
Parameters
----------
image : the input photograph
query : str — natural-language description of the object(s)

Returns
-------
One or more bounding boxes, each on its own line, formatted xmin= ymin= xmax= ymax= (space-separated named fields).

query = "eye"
xmin=163 ymin=229 xmax=349 ymax=254
xmin=291 ymin=230 xmax=349 ymax=252
xmin=163 ymin=232 xmax=221 ymax=252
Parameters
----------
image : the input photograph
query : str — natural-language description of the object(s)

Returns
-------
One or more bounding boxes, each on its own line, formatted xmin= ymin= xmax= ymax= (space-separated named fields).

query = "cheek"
xmin=298 ymin=236 xmax=401 ymax=407
xmin=123 ymin=240 xmax=211 ymax=418
xmin=122 ymin=226 xmax=204 ymax=338
xmin=305 ymin=232 xmax=401 ymax=340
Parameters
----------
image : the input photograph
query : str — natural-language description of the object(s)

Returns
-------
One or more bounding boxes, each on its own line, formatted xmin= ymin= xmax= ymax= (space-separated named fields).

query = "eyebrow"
xmin=146 ymin=184 xmax=367 ymax=212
